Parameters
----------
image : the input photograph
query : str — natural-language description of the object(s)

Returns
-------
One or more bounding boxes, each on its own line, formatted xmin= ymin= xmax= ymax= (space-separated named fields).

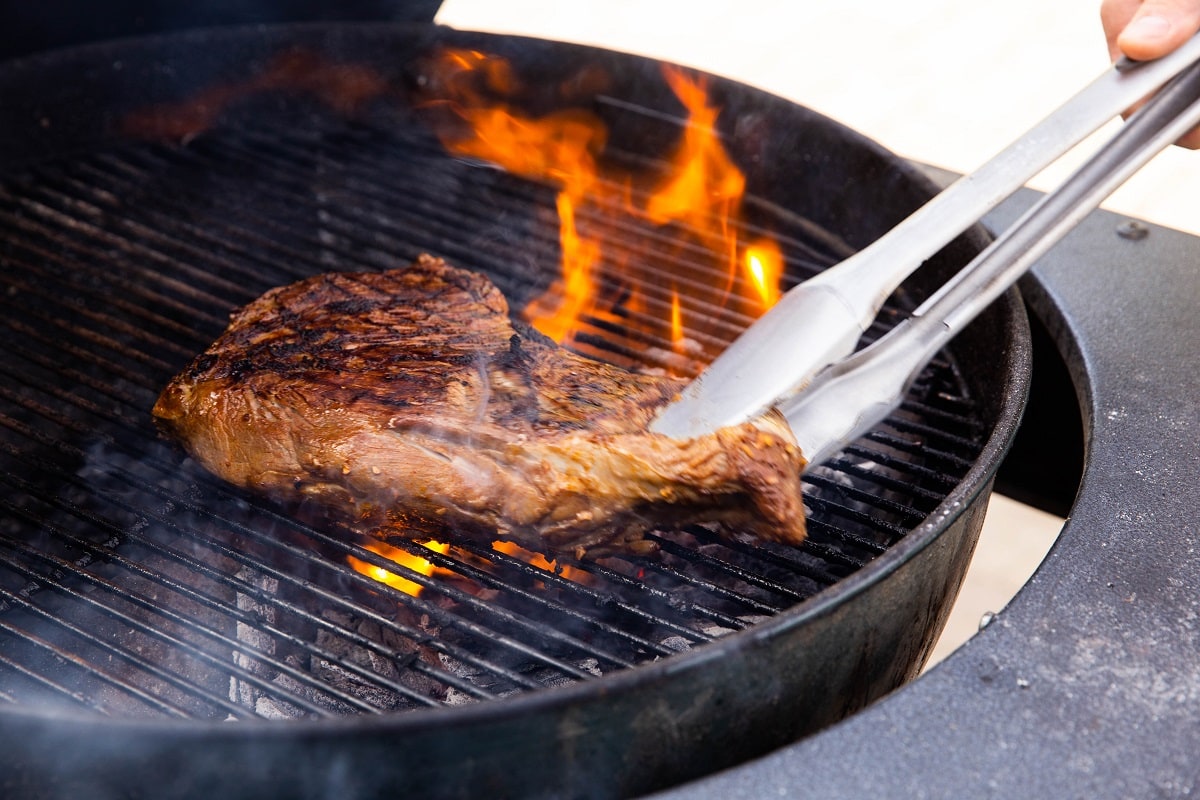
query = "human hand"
xmin=1101 ymin=0 xmax=1200 ymax=147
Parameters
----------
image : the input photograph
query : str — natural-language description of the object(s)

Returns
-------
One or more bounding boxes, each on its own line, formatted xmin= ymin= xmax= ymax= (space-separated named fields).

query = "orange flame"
xmin=347 ymin=539 xmax=451 ymax=596
xmin=670 ymin=290 xmax=685 ymax=351
xmin=425 ymin=49 xmax=609 ymax=343
xmin=523 ymin=191 xmax=603 ymax=342
xmin=644 ymin=67 xmax=746 ymax=258
xmin=348 ymin=537 xmax=595 ymax=596
xmin=424 ymin=49 xmax=784 ymax=361
xmin=744 ymin=240 xmax=783 ymax=309
xmin=491 ymin=540 xmax=592 ymax=584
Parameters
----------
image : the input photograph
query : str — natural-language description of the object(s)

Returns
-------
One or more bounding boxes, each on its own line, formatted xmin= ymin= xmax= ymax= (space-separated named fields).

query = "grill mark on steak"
xmin=152 ymin=255 xmax=807 ymax=557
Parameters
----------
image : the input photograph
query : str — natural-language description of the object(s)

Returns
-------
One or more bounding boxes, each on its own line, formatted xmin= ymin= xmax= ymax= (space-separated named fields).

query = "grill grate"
xmin=0 ymin=102 xmax=986 ymax=720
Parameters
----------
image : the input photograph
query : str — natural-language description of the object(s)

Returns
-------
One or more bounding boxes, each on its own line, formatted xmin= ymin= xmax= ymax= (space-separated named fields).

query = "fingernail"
xmin=1125 ymin=15 xmax=1172 ymax=42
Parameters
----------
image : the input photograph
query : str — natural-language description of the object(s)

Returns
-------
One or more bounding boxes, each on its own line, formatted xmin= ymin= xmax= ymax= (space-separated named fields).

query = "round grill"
xmin=0 ymin=24 xmax=1030 ymax=800
xmin=0 ymin=86 xmax=989 ymax=720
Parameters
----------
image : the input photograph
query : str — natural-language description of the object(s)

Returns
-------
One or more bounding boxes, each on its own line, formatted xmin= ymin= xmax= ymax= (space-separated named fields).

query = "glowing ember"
xmin=347 ymin=539 xmax=450 ymax=596
xmin=423 ymin=48 xmax=785 ymax=360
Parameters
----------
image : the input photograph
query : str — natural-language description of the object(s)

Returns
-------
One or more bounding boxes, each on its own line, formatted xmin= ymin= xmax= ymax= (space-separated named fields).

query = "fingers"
xmin=1101 ymin=0 xmax=1145 ymax=60
xmin=1100 ymin=0 xmax=1200 ymax=147
xmin=1102 ymin=0 xmax=1200 ymax=61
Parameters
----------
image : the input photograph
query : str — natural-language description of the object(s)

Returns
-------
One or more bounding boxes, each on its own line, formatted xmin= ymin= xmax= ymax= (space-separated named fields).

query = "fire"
xmin=670 ymin=290 xmax=685 ymax=351
xmin=423 ymin=49 xmax=610 ymax=343
xmin=423 ymin=49 xmax=784 ymax=357
xmin=347 ymin=539 xmax=451 ymax=596
xmin=490 ymin=540 xmax=592 ymax=584
xmin=349 ymin=537 xmax=591 ymax=596
xmin=643 ymin=67 xmax=746 ymax=260
xmin=744 ymin=240 xmax=783 ymax=308
xmin=524 ymin=191 xmax=603 ymax=343
xmin=127 ymin=48 xmax=783 ymax=359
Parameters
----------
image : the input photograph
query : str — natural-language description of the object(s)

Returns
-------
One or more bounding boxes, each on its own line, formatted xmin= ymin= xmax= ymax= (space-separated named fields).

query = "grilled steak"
xmin=152 ymin=255 xmax=807 ymax=556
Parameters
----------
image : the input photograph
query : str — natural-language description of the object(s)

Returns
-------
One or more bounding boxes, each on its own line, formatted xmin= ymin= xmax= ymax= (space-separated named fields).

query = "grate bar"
xmin=0 ymin=581 xmax=236 ymax=719
xmin=313 ymin=533 xmax=626 ymax=678
xmin=182 ymin=128 xmax=776 ymax=343
xmin=642 ymin=532 xmax=809 ymax=605
xmin=619 ymin=552 xmax=780 ymax=621
xmin=115 ymin=454 xmax=616 ymax=682
xmin=0 ymin=622 xmax=120 ymax=715
xmin=0 ymin=224 xmax=225 ymax=344
xmin=0 ymin=106 xmax=990 ymax=720
xmin=0 ymin=523 xmax=367 ymax=717
xmin=566 ymin=554 xmax=755 ymax=633
xmin=284 ymin=131 xmax=774 ymax=329
xmin=0 ymin=195 xmax=245 ymax=323
xmin=0 ymin=331 xmax=628 ymax=695
xmin=0 ymin=436 xmax=553 ymax=700
xmin=441 ymin=540 xmax=714 ymax=654
xmin=2 ymin=492 xmax=454 ymax=709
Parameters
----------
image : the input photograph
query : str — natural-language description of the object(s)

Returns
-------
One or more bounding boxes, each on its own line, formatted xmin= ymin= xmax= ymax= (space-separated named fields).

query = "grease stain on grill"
xmin=0 ymin=100 xmax=986 ymax=721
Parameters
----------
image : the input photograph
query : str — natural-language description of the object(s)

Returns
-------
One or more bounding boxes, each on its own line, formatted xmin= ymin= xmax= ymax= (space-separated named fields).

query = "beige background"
xmin=433 ymin=0 xmax=1198 ymax=664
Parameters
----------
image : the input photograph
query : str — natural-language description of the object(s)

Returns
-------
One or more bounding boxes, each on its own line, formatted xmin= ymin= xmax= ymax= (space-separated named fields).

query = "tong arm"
xmin=782 ymin=56 xmax=1200 ymax=468
xmin=650 ymin=34 xmax=1200 ymax=440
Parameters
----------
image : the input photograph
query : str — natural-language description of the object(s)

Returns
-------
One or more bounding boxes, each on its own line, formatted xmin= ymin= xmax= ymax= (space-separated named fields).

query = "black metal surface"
xmin=0 ymin=75 xmax=960 ymax=721
xmin=0 ymin=25 xmax=1029 ymax=799
xmin=993 ymin=308 xmax=1084 ymax=515
xmin=0 ymin=0 xmax=443 ymax=62
xmin=657 ymin=186 xmax=1200 ymax=799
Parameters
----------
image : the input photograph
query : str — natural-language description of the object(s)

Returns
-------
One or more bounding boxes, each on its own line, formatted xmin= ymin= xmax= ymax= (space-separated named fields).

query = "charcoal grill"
xmin=659 ymin=187 xmax=1200 ymax=799
xmin=0 ymin=16 xmax=1042 ymax=800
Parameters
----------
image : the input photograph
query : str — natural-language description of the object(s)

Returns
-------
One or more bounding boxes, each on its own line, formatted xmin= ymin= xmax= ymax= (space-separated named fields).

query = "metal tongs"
xmin=651 ymin=36 xmax=1200 ymax=467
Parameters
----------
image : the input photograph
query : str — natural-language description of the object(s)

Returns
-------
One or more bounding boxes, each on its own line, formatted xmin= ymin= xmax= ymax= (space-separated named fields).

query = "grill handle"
xmin=781 ymin=56 xmax=1200 ymax=468
xmin=650 ymin=33 xmax=1200 ymax=440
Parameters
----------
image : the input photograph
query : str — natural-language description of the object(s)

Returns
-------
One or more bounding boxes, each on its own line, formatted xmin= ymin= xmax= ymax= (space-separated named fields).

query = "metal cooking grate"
xmin=0 ymin=101 xmax=986 ymax=720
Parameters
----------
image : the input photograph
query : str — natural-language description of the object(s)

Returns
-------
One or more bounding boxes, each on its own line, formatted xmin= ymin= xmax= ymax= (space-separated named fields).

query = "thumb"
xmin=1117 ymin=0 xmax=1200 ymax=60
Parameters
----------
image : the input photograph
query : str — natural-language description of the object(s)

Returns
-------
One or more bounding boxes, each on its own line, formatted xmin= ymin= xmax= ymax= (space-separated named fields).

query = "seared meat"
xmin=152 ymin=255 xmax=807 ymax=556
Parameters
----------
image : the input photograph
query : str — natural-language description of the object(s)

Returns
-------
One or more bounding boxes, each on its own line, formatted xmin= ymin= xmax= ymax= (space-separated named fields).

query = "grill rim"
xmin=0 ymin=22 xmax=1031 ymax=798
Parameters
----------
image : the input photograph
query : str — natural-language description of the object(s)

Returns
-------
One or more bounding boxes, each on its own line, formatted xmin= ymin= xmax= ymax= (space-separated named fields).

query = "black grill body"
xmin=0 ymin=24 xmax=1029 ymax=799
xmin=659 ymin=180 xmax=1200 ymax=800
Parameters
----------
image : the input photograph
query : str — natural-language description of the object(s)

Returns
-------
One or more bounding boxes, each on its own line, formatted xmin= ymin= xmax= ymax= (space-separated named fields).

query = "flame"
xmin=744 ymin=240 xmax=783 ymax=308
xmin=644 ymin=66 xmax=746 ymax=268
xmin=127 ymin=46 xmax=781 ymax=355
xmin=423 ymin=49 xmax=785 ymax=360
xmin=523 ymin=191 xmax=603 ymax=342
xmin=491 ymin=540 xmax=592 ymax=584
xmin=347 ymin=539 xmax=451 ymax=596
xmin=348 ymin=536 xmax=595 ymax=597
xmin=424 ymin=49 xmax=609 ymax=343
xmin=670 ymin=290 xmax=685 ymax=351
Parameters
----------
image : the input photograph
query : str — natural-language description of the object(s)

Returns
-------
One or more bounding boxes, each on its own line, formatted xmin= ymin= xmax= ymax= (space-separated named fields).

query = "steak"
xmin=152 ymin=255 xmax=807 ymax=557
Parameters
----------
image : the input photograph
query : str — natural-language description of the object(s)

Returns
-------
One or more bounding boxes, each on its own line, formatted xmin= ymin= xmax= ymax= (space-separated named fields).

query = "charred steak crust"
xmin=153 ymin=255 xmax=807 ymax=556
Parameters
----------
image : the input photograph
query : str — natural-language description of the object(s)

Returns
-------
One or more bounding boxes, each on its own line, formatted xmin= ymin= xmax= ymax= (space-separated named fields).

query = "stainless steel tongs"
xmin=650 ymin=36 xmax=1200 ymax=467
